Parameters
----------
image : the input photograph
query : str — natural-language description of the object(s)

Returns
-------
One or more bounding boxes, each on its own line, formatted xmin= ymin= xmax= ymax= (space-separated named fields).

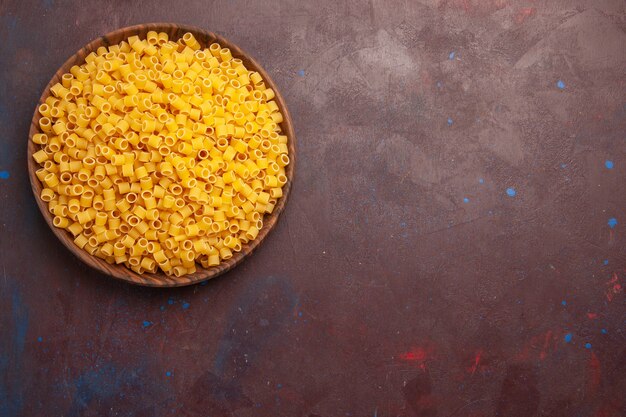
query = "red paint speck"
xmin=605 ymin=273 xmax=622 ymax=302
xmin=400 ymin=349 xmax=426 ymax=361
xmin=586 ymin=312 xmax=599 ymax=319
xmin=607 ymin=273 xmax=618 ymax=284
xmin=468 ymin=350 xmax=483 ymax=375
xmin=400 ymin=349 xmax=428 ymax=361
xmin=398 ymin=346 xmax=433 ymax=369
xmin=515 ymin=7 xmax=536 ymax=24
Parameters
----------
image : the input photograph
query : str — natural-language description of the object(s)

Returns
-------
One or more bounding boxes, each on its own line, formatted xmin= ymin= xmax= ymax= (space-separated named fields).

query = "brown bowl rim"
xmin=27 ymin=23 xmax=296 ymax=287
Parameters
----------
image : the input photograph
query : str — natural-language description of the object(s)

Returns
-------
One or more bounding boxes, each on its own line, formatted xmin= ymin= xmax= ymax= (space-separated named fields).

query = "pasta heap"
xmin=31 ymin=31 xmax=289 ymax=276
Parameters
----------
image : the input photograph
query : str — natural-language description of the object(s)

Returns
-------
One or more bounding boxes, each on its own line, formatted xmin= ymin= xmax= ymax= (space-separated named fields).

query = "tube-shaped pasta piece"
xmin=140 ymin=257 xmax=156 ymax=270
xmin=74 ymin=234 xmax=89 ymax=249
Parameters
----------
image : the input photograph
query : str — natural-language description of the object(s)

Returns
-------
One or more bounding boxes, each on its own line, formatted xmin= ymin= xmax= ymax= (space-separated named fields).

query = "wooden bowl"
xmin=27 ymin=23 xmax=296 ymax=287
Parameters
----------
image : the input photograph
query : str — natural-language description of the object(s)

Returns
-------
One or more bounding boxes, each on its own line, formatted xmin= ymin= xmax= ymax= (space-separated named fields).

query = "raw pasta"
xmin=32 ymin=32 xmax=289 ymax=276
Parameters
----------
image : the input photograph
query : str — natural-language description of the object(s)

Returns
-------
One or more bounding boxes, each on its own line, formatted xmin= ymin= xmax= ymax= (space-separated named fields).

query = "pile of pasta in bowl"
xmin=31 ymin=31 xmax=290 ymax=277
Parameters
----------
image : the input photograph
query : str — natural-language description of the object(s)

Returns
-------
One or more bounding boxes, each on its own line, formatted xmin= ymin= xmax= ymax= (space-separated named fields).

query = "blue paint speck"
xmin=605 ymin=160 xmax=614 ymax=169
xmin=561 ymin=300 xmax=567 ymax=306
xmin=160 ymin=305 xmax=165 ymax=311
xmin=167 ymin=297 xmax=174 ymax=305
xmin=449 ymin=51 xmax=455 ymax=60
xmin=561 ymin=163 xmax=567 ymax=168
xmin=601 ymin=329 xmax=607 ymax=334
xmin=200 ymin=281 xmax=208 ymax=286
xmin=608 ymin=218 xmax=618 ymax=228
xmin=603 ymin=259 xmax=609 ymax=265
xmin=564 ymin=333 xmax=572 ymax=343
xmin=297 ymin=311 xmax=303 ymax=317
xmin=142 ymin=321 xmax=152 ymax=328
xmin=165 ymin=371 xmax=172 ymax=377
xmin=0 ymin=170 xmax=9 ymax=179
xmin=463 ymin=197 xmax=469 ymax=203
xmin=506 ymin=187 xmax=516 ymax=197
xmin=297 ymin=69 xmax=305 ymax=77
xmin=400 ymin=221 xmax=407 ymax=228
xmin=447 ymin=117 xmax=453 ymax=126
xmin=436 ymin=81 xmax=443 ymax=89
xmin=556 ymin=80 xmax=565 ymax=90
xmin=277 ymin=384 xmax=282 ymax=389
xmin=479 ymin=178 xmax=484 ymax=184
xmin=37 ymin=337 xmax=42 ymax=342
xmin=585 ymin=343 xmax=592 ymax=349
xmin=182 ymin=302 xmax=190 ymax=310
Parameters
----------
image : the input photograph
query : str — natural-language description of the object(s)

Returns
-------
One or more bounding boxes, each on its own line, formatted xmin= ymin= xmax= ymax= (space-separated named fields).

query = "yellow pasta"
xmin=31 ymin=32 xmax=289 ymax=276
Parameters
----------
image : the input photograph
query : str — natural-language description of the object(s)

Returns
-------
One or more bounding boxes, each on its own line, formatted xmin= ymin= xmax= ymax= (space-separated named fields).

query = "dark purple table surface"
xmin=1 ymin=1 xmax=625 ymax=416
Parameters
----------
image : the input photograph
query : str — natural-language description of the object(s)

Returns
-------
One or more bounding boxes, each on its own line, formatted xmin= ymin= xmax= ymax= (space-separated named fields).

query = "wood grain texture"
xmin=27 ymin=23 xmax=296 ymax=287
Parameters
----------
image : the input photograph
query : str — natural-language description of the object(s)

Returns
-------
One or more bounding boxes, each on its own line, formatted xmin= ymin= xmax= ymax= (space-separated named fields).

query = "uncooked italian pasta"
xmin=31 ymin=31 xmax=289 ymax=276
